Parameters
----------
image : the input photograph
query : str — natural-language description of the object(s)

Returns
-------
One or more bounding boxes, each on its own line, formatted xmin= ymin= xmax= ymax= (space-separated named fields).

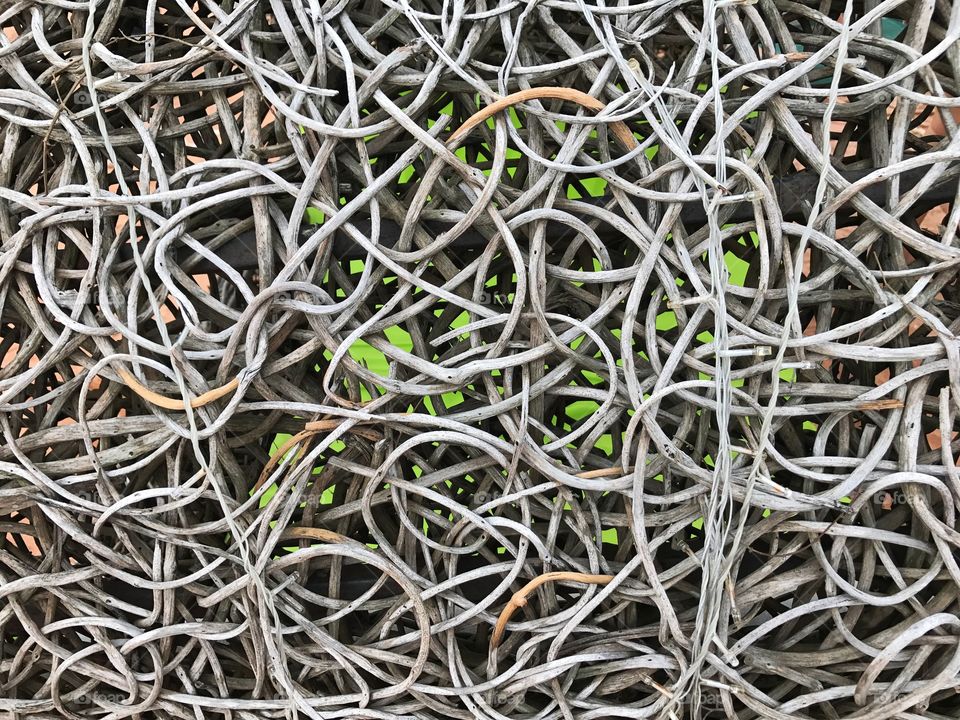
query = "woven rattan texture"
xmin=1 ymin=1 xmax=960 ymax=718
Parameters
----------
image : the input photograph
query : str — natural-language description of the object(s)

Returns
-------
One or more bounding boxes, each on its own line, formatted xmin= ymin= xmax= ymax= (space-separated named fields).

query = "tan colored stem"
xmin=857 ymin=399 xmax=903 ymax=411
xmin=450 ymin=87 xmax=637 ymax=151
xmin=305 ymin=418 xmax=367 ymax=432
xmin=254 ymin=420 xmax=383 ymax=495
xmin=117 ymin=367 xmax=238 ymax=411
xmin=304 ymin=418 xmax=383 ymax=441
xmin=491 ymin=571 xmax=614 ymax=648
xmin=575 ymin=465 xmax=633 ymax=479
xmin=279 ymin=526 xmax=345 ymax=544
xmin=254 ymin=429 xmax=317 ymax=494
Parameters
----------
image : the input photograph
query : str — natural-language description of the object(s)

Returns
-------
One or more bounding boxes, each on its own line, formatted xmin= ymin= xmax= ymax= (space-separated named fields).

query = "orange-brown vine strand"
xmin=116 ymin=367 xmax=239 ymax=411
xmin=450 ymin=87 xmax=638 ymax=151
xmin=491 ymin=571 xmax=615 ymax=648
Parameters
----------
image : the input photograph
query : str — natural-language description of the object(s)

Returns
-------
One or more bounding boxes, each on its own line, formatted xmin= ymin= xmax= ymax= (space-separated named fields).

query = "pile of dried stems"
xmin=1 ymin=1 xmax=959 ymax=718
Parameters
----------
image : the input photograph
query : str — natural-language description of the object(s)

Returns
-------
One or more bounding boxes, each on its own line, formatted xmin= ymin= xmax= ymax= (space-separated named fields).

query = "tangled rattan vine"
xmin=1 ymin=1 xmax=960 ymax=718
